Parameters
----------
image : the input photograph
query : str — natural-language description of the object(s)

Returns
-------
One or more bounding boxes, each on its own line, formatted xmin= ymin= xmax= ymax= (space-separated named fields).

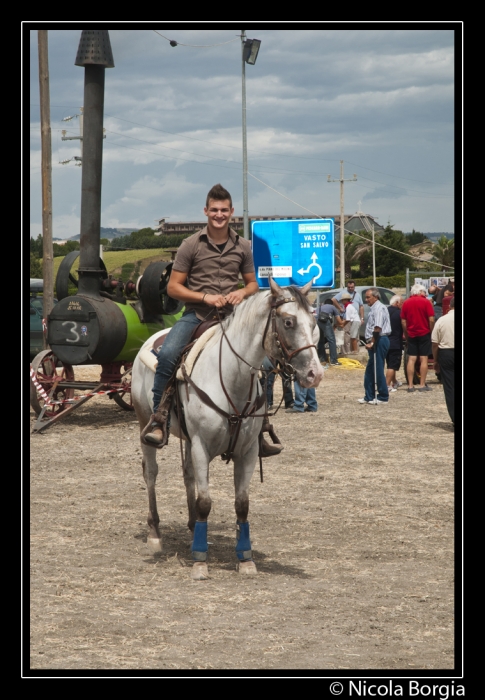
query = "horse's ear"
xmin=300 ymin=278 xmax=313 ymax=296
xmin=269 ymin=276 xmax=282 ymax=297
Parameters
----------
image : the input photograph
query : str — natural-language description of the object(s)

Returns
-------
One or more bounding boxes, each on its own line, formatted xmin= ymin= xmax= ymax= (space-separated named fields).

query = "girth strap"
xmin=180 ymin=363 xmax=266 ymax=463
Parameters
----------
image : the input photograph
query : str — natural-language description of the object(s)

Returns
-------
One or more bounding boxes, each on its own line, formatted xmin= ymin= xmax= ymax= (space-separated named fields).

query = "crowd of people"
xmin=260 ymin=279 xmax=454 ymax=425
xmin=354 ymin=281 xmax=454 ymax=424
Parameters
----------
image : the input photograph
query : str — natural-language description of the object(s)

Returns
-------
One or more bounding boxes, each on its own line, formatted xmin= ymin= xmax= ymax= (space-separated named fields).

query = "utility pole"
xmin=328 ymin=161 xmax=357 ymax=288
xmin=240 ymin=30 xmax=261 ymax=240
xmin=372 ymin=224 xmax=376 ymax=286
xmin=60 ymin=107 xmax=105 ymax=166
xmin=38 ymin=30 xmax=54 ymax=343
xmin=241 ymin=30 xmax=248 ymax=240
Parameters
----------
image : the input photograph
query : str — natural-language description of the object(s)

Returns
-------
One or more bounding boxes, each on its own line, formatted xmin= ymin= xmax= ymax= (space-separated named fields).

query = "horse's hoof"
xmin=191 ymin=562 xmax=209 ymax=580
xmin=146 ymin=537 xmax=162 ymax=554
xmin=237 ymin=560 xmax=258 ymax=576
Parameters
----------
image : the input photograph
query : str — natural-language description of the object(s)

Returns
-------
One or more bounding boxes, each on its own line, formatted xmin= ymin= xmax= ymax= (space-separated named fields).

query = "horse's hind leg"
xmin=141 ymin=443 xmax=162 ymax=555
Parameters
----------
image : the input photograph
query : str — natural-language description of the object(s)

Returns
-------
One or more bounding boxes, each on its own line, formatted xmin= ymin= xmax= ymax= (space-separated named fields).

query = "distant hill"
xmin=64 ymin=227 xmax=136 ymax=242
xmin=404 ymin=232 xmax=454 ymax=241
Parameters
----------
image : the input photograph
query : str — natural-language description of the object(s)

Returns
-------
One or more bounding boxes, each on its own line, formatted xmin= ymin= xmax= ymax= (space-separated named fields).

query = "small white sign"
xmin=258 ymin=266 xmax=292 ymax=278
xmin=298 ymin=223 xmax=331 ymax=233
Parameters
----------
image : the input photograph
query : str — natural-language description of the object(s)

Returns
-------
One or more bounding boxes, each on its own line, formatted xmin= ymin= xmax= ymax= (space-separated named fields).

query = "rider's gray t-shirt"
xmin=172 ymin=226 xmax=255 ymax=319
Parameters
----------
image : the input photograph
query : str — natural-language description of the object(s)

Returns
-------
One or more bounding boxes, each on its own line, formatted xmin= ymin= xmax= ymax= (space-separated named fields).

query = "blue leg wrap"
xmin=236 ymin=521 xmax=252 ymax=561
xmin=192 ymin=520 xmax=208 ymax=562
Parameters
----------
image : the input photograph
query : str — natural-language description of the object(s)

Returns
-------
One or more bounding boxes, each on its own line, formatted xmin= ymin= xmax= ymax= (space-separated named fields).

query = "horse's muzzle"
xmin=297 ymin=360 xmax=324 ymax=388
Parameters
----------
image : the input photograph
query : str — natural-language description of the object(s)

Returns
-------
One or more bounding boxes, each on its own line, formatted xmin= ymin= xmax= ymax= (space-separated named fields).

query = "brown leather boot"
xmin=260 ymin=436 xmax=284 ymax=457
xmin=144 ymin=422 xmax=164 ymax=445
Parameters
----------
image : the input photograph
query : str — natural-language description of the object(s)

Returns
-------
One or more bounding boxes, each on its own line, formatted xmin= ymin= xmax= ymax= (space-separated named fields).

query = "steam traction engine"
xmin=30 ymin=30 xmax=183 ymax=433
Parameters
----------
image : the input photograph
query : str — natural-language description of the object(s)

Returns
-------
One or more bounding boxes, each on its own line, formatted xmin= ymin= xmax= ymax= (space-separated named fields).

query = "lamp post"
xmin=241 ymin=31 xmax=261 ymax=240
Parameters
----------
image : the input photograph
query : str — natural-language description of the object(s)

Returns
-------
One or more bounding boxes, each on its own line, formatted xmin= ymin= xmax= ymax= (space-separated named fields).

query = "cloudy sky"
xmin=28 ymin=24 xmax=459 ymax=240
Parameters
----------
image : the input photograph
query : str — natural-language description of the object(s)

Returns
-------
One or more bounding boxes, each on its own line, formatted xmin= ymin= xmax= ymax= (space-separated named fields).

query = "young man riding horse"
xmin=144 ymin=183 xmax=282 ymax=458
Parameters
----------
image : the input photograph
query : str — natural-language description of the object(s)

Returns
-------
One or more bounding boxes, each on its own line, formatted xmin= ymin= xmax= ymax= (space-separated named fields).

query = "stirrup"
xmin=259 ymin=436 xmax=283 ymax=457
xmin=261 ymin=416 xmax=282 ymax=446
xmin=141 ymin=412 xmax=169 ymax=449
xmin=258 ymin=415 xmax=283 ymax=458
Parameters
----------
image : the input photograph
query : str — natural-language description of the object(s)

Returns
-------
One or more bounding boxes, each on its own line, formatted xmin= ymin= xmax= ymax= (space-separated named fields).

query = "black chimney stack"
xmin=74 ymin=30 xmax=114 ymax=297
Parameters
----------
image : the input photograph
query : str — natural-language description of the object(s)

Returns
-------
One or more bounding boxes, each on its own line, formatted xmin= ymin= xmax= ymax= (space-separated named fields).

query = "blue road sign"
xmin=251 ymin=218 xmax=335 ymax=288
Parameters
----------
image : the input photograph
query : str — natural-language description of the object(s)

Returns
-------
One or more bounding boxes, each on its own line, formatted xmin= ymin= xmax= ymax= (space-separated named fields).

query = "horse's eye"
xmin=284 ymin=318 xmax=294 ymax=328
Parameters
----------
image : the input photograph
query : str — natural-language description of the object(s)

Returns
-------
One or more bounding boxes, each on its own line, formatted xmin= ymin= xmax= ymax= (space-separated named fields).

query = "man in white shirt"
xmin=357 ymin=288 xmax=392 ymax=405
xmin=431 ymin=296 xmax=454 ymax=425
xmin=343 ymin=295 xmax=361 ymax=353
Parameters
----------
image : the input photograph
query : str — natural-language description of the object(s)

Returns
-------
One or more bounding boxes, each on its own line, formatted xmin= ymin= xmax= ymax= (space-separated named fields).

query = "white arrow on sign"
xmin=297 ymin=252 xmax=322 ymax=280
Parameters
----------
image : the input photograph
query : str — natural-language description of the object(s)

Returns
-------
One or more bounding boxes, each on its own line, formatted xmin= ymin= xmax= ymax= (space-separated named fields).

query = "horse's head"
xmin=265 ymin=277 xmax=324 ymax=388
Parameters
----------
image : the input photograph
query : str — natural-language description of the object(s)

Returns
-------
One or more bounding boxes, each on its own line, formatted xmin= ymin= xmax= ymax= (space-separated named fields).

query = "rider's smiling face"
xmin=204 ymin=199 xmax=234 ymax=230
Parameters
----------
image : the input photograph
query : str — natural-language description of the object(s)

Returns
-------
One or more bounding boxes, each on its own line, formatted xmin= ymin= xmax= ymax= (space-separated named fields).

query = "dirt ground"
xmin=27 ymin=360 xmax=457 ymax=676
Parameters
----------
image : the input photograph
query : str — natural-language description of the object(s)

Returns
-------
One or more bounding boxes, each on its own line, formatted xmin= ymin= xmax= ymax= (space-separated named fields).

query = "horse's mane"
xmin=203 ymin=286 xmax=311 ymax=352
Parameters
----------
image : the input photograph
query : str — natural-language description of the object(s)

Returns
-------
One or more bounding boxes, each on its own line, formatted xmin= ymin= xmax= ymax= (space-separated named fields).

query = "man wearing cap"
xmin=341 ymin=292 xmax=361 ymax=353
xmin=332 ymin=280 xmax=365 ymax=326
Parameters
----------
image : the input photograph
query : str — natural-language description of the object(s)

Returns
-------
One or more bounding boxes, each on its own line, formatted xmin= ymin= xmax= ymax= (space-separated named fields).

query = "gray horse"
xmin=131 ymin=278 xmax=323 ymax=579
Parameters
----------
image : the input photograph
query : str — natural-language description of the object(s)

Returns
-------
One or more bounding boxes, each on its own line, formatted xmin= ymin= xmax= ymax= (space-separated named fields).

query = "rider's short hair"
xmin=206 ymin=183 xmax=232 ymax=208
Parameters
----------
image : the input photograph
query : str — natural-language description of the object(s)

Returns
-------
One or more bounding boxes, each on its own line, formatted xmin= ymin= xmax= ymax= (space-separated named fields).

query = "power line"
xmin=152 ymin=30 xmax=239 ymax=48
xmin=31 ymin=106 xmax=454 ymax=192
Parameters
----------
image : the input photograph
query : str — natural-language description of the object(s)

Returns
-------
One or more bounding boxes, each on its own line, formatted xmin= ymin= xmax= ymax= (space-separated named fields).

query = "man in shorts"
xmin=400 ymin=284 xmax=435 ymax=393
xmin=385 ymin=294 xmax=404 ymax=391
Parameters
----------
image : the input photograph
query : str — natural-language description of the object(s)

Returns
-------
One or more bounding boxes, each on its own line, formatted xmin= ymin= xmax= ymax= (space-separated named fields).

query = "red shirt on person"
xmin=400 ymin=295 xmax=435 ymax=337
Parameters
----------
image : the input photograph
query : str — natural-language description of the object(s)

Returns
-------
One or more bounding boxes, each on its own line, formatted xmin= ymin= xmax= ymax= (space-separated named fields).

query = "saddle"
xmin=140 ymin=319 xmax=222 ymax=449
xmin=141 ymin=318 xmax=282 ymax=472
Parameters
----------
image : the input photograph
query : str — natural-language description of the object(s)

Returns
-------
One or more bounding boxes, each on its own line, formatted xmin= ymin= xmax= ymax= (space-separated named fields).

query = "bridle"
xmin=261 ymin=294 xmax=317 ymax=376
xmin=178 ymin=293 xmax=317 ymax=467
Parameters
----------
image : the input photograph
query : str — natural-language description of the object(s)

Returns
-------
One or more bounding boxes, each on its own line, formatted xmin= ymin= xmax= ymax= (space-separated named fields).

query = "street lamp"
xmin=241 ymin=31 xmax=261 ymax=240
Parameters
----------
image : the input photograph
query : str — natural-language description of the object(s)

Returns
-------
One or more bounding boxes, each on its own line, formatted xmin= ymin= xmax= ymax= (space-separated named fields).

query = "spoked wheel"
xmin=111 ymin=364 xmax=134 ymax=411
xmin=30 ymin=350 xmax=75 ymax=417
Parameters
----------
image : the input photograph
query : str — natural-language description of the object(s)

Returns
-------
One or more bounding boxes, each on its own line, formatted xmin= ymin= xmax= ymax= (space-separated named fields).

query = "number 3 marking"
xmin=62 ymin=320 xmax=80 ymax=343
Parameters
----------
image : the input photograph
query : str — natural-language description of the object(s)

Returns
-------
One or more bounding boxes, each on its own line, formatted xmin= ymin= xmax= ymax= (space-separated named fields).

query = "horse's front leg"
xmin=233 ymin=441 xmax=259 ymax=576
xmin=141 ymin=442 xmax=162 ymax=555
xmin=182 ymin=442 xmax=197 ymax=533
xmin=189 ymin=438 xmax=212 ymax=580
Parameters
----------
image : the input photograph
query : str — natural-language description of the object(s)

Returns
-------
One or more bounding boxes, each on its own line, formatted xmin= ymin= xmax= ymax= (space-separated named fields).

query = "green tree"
xmin=335 ymin=230 xmax=373 ymax=278
xmin=30 ymin=253 xmax=42 ymax=278
xmin=53 ymin=240 xmax=80 ymax=257
xmin=30 ymin=234 xmax=43 ymax=257
xmin=406 ymin=230 xmax=428 ymax=245
xmin=374 ymin=227 xmax=410 ymax=276
xmin=432 ymin=236 xmax=454 ymax=268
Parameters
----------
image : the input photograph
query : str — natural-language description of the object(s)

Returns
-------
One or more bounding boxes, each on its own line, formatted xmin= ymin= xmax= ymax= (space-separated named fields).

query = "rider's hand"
xmin=224 ymin=289 xmax=246 ymax=306
xmin=205 ymin=293 xmax=227 ymax=308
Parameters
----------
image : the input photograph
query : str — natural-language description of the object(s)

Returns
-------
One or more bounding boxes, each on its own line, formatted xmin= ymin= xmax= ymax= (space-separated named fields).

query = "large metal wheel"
xmin=111 ymin=364 xmax=134 ymax=411
xmin=56 ymin=250 xmax=108 ymax=300
xmin=30 ymin=350 xmax=75 ymax=417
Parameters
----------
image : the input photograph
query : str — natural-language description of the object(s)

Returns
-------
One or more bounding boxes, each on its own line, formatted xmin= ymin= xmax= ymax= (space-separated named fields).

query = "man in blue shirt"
xmin=358 ymin=288 xmax=392 ymax=404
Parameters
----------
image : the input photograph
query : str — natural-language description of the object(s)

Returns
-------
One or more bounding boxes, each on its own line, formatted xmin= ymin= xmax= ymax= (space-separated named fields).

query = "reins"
xmin=178 ymin=292 xmax=317 ymax=465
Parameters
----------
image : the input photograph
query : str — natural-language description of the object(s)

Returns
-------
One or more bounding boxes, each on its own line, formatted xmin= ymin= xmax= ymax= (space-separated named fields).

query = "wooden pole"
xmin=38 ymin=30 xmax=54 ymax=343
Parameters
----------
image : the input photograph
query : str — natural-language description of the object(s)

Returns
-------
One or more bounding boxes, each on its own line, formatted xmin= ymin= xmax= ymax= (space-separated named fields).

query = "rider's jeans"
xmin=152 ymin=311 xmax=201 ymax=412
